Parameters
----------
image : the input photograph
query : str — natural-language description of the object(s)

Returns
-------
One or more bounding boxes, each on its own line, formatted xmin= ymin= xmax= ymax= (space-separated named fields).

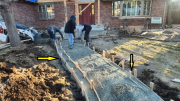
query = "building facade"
xmin=11 ymin=0 xmax=168 ymax=29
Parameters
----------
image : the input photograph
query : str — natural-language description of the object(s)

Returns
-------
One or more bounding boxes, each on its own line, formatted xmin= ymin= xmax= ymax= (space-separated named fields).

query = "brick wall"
xmin=34 ymin=3 xmax=75 ymax=29
xmin=94 ymin=0 xmax=168 ymax=29
xmin=12 ymin=2 xmax=36 ymax=27
xmin=12 ymin=2 xmax=75 ymax=29
xmin=11 ymin=0 xmax=168 ymax=29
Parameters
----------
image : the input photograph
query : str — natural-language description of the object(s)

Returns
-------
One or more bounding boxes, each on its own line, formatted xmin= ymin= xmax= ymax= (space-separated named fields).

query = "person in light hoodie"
xmin=76 ymin=24 xmax=92 ymax=45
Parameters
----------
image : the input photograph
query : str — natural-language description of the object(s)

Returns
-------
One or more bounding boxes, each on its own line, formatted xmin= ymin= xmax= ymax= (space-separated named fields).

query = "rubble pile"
xmin=0 ymin=62 xmax=74 ymax=101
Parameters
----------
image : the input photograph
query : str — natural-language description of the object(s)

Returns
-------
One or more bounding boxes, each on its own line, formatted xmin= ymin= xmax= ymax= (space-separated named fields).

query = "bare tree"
xmin=0 ymin=0 xmax=21 ymax=48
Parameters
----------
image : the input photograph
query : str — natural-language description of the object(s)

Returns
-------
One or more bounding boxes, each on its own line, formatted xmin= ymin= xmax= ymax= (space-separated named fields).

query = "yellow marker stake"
xmin=38 ymin=56 xmax=58 ymax=61
xmin=130 ymin=54 xmax=134 ymax=71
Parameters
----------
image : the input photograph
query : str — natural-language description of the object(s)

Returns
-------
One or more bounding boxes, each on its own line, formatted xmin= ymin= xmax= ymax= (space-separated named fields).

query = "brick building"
xmin=11 ymin=0 xmax=168 ymax=29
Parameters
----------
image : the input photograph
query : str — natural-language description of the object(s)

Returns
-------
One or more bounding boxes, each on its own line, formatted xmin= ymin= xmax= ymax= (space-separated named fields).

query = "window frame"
xmin=112 ymin=0 xmax=152 ymax=18
xmin=38 ymin=4 xmax=55 ymax=20
xmin=112 ymin=1 xmax=121 ymax=17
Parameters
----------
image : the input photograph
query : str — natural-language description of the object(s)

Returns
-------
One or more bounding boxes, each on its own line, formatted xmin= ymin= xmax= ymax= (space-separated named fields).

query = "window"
xmin=92 ymin=5 xmax=94 ymax=15
xmin=122 ymin=0 xmax=141 ymax=16
xmin=112 ymin=0 xmax=152 ymax=17
xmin=38 ymin=5 xmax=55 ymax=20
xmin=112 ymin=1 xmax=121 ymax=17
xmin=143 ymin=0 xmax=152 ymax=15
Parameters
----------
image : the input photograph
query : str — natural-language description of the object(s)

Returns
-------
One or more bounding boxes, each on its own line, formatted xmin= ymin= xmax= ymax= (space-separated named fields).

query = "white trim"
xmin=120 ymin=1 xmax=123 ymax=17
xmin=149 ymin=0 xmax=152 ymax=16
xmin=145 ymin=0 xmax=148 ymax=15
xmin=140 ymin=0 xmax=144 ymax=15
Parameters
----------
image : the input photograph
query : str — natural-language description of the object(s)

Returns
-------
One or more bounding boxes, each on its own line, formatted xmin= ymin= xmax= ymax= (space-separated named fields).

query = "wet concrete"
xmin=57 ymin=40 xmax=163 ymax=101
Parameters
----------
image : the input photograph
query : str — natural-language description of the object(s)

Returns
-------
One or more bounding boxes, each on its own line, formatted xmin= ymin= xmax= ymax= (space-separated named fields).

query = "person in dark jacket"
xmin=76 ymin=24 xmax=92 ymax=44
xmin=64 ymin=15 xmax=76 ymax=49
xmin=47 ymin=25 xmax=63 ymax=42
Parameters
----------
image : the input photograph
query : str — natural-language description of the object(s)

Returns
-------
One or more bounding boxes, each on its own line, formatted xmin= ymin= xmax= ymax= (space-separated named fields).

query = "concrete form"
xmin=55 ymin=40 xmax=163 ymax=101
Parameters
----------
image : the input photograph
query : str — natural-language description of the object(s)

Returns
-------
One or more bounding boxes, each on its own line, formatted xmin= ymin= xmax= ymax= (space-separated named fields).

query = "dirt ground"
xmin=91 ymin=32 xmax=180 ymax=101
xmin=0 ymin=39 xmax=85 ymax=101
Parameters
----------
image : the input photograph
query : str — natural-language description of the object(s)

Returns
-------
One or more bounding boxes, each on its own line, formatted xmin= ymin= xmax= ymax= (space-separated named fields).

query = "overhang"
xmin=75 ymin=0 xmax=94 ymax=4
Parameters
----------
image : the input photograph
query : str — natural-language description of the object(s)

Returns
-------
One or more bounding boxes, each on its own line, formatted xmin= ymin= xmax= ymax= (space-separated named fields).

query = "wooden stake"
xmin=129 ymin=70 xmax=131 ymax=79
xmin=81 ymin=81 xmax=84 ymax=96
xmin=150 ymin=82 xmax=154 ymax=90
xmin=68 ymin=56 xmax=71 ymax=61
xmin=71 ymin=68 xmax=74 ymax=74
xmin=90 ymin=79 xmax=93 ymax=90
xmin=134 ymin=69 xmax=137 ymax=78
xmin=122 ymin=59 xmax=125 ymax=69
xmin=83 ymin=71 xmax=86 ymax=78
xmin=102 ymin=50 xmax=105 ymax=57
xmin=93 ymin=46 xmax=95 ymax=53
xmin=75 ymin=62 xmax=79 ymax=68
xmin=112 ymin=55 xmax=114 ymax=62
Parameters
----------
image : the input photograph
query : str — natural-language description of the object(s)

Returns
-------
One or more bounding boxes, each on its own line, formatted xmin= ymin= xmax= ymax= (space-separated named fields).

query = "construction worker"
xmin=64 ymin=15 xmax=76 ymax=49
xmin=47 ymin=25 xmax=63 ymax=46
xmin=76 ymin=24 xmax=92 ymax=45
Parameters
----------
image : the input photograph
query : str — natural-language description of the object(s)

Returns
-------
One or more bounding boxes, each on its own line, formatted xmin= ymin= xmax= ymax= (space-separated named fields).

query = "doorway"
xmin=79 ymin=4 xmax=95 ymax=25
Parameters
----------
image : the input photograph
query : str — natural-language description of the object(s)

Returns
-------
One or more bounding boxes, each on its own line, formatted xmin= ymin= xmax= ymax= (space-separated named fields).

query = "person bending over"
xmin=47 ymin=25 xmax=63 ymax=46
xmin=76 ymin=24 xmax=92 ymax=45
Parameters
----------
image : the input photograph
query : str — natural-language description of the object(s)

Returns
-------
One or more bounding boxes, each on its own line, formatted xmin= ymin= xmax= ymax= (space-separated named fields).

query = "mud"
xmin=139 ymin=69 xmax=180 ymax=101
xmin=0 ymin=40 xmax=85 ymax=101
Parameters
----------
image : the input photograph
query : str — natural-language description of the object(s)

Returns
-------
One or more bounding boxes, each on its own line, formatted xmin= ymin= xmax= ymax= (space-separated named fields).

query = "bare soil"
xmin=0 ymin=39 xmax=85 ymax=101
xmin=91 ymin=35 xmax=180 ymax=101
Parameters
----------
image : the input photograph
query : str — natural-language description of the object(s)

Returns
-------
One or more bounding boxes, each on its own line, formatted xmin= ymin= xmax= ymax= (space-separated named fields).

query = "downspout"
xmin=162 ymin=2 xmax=166 ymax=29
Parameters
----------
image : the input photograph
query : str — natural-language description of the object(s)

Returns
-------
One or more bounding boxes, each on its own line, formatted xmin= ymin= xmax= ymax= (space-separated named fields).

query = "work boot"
xmin=69 ymin=45 xmax=73 ymax=49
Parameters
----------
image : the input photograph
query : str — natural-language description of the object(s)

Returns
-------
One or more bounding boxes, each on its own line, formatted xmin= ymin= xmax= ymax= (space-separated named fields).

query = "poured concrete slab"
xmin=57 ymin=40 xmax=163 ymax=101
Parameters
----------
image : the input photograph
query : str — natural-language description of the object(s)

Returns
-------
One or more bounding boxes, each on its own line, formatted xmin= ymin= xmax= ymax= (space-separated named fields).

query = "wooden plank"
xmin=98 ymin=0 xmax=100 ymax=25
xmin=67 ymin=2 xmax=75 ymax=4
xmin=77 ymin=3 xmax=79 ymax=25
xmin=75 ymin=3 xmax=79 ymax=25
xmin=79 ymin=2 xmax=92 ymax=15
xmin=37 ymin=0 xmax=64 ymax=3
xmin=64 ymin=0 xmax=68 ymax=22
